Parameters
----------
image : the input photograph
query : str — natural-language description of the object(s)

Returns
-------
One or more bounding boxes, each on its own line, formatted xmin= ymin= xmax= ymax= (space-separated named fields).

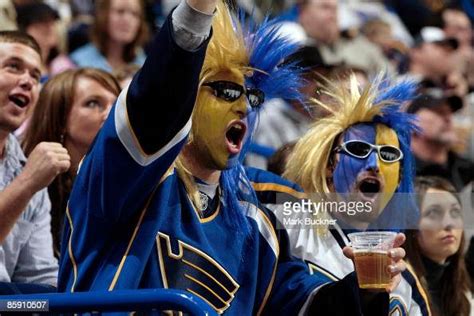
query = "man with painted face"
xmin=58 ymin=0 xmax=407 ymax=314
xmin=283 ymin=76 xmax=431 ymax=315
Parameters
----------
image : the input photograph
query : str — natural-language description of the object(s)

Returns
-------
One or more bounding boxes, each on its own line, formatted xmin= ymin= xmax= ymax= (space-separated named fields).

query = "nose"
xmin=19 ymin=73 xmax=34 ymax=91
xmin=233 ymin=98 xmax=248 ymax=119
xmin=444 ymin=114 xmax=453 ymax=125
xmin=364 ymin=150 xmax=379 ymax=173
xmin=442 ymin=213 xmax=460 ymax=230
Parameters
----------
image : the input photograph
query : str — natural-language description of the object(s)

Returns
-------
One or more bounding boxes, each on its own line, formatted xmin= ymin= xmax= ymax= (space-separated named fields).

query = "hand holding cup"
xmin=343 ymin=232 xmax=406 ymax=293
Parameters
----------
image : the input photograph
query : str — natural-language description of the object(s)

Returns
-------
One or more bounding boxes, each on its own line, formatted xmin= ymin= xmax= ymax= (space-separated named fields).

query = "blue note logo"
xmin=389 ymin=296 xmax=408 ymax=316
xmin=156 ymin=232 xmax=240 ymax=314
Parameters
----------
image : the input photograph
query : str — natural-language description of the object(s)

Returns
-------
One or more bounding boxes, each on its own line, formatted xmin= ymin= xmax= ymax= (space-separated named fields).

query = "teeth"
xmin=17 ymin=96 xmax=26 ymax=104
xmin=233 ymin=125 xmax=242 ymax=130
xmin=365 ymin=179 xmax=378 ymax=184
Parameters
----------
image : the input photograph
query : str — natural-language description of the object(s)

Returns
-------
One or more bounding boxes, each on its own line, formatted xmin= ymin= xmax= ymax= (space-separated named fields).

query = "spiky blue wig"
xmin=371 ymin=78 xmax=420 ymax=230
xmin=285 ymin=75 xmax=420 ymax=231
xmin=215 ymin=9 xmax=304 ymax=236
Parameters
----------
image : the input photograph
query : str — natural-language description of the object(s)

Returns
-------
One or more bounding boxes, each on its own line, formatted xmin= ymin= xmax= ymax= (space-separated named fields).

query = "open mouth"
xmin=357 ymin=178 xmax=381 ymax=199
xmin=225 ymin=121 xmax=247 ymax=155
xmin=9 ymin=94 xmax=29 ymax=108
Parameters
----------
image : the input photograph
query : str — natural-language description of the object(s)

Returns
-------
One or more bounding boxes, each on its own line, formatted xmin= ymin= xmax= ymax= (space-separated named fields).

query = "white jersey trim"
xmin=244 ymin=202 xmax=279 ymax=257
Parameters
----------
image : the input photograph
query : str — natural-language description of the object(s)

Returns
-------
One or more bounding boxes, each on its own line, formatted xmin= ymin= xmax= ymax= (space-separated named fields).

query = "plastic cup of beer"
xmin=347 ymin=231 xmax=397 ymax=290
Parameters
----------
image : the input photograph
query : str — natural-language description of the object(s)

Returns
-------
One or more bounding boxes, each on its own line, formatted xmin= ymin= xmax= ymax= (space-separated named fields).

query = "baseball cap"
xmin=407 ymin=87 xmax=463 ymax=114
xmin=414 ymin=26 xmax=458 ymax=50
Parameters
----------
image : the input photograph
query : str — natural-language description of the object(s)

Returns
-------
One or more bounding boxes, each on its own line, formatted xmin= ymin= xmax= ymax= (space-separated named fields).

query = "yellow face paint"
xmin=190 ymin=70 xmax=248 ymax=170
xmin=375 ymin=124 xmax=400 ymax=210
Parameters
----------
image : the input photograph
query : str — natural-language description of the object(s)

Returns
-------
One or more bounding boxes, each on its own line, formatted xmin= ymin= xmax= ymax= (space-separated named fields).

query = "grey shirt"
xmin=0 ymin=134 xmax=58 ymax=285
xmin=172 ymin=0 xmax=213 ymax=51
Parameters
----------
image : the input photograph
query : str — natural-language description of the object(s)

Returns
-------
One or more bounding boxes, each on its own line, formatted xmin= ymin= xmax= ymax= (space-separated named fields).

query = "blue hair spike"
xmin=242 ymin=16 xmax=304 ymax=102
xmin=216 ymin=14 xmax=306 ymax=236
xmin=369 ymin=77 xmax=421 ymax=230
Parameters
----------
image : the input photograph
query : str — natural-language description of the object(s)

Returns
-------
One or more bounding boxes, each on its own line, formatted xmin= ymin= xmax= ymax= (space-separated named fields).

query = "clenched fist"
xmin=19 ymin=142 xmax=71 ymax=194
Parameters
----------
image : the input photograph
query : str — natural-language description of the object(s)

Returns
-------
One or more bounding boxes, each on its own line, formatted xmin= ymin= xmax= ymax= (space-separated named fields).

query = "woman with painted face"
xmin=405 ymin=176 xmax=472 ymax=316
xmin=22 ymin=68 xmax=121 ymax=257
xmin=69 ymin=0 xmax=149 ymax=73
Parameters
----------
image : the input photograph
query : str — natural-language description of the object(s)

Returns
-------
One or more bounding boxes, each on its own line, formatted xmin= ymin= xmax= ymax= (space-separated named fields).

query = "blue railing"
xmin=0 ymin=288 xmax=217 ymax=315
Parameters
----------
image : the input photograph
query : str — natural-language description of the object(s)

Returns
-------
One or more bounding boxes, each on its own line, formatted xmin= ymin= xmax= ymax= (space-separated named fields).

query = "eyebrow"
xmin=83 ymin=94 xmax=107 ymax=100
xmin=7 ymin=56 xmax=42 ymax=78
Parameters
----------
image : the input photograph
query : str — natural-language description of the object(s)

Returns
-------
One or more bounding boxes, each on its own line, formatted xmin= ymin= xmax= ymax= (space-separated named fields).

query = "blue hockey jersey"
xmin=57 ymin=13 xmax=372 ymax=315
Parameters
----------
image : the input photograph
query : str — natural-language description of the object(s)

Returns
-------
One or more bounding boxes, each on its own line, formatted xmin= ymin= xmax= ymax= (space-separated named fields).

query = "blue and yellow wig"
xmin=177 ymin=2 xmax=303 ymax=235
xmin=285 ymin=75 xmax=420 ymax=230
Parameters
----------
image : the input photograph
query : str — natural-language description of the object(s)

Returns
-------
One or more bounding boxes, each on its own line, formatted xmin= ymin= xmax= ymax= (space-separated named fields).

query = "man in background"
xmin=0 ymin=31 xmax=69 ymax=292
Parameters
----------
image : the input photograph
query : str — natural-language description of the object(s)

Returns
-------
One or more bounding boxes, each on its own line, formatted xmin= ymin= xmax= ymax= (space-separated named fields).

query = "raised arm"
xmin=125 ymin=0 xmax=216 ymax=155
xmin=68 ymin=0 xmax=218 ymax=222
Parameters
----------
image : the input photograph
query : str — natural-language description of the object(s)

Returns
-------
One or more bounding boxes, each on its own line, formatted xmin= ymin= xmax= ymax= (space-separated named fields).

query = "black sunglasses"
xmin=202 ymin=81 xmax=265 ymax=108
xmin=334 ymin=140 xmax=403 ymax=163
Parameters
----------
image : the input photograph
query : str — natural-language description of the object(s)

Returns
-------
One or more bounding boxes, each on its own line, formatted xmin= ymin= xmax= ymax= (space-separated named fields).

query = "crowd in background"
xmin=0 ymin=0 xmax=474 ymax=315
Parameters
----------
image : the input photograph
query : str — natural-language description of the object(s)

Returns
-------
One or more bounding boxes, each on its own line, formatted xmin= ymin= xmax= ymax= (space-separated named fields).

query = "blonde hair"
xmin=284 ymin=75 xmax=388 ymax=196
xmin=199 ymin=2 xmax=248 ymax=83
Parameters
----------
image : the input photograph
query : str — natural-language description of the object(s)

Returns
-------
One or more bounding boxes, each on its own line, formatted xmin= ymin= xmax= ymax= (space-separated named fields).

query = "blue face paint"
xmin=333 ymin=124 xmax=378 ymax=194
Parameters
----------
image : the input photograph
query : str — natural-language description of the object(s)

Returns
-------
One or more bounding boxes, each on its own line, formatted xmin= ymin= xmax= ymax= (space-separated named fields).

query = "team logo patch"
xmin=389 ymin=296 xmax=408 ymax=316
xmin=156 ymin=232 xmax=240 ymax=314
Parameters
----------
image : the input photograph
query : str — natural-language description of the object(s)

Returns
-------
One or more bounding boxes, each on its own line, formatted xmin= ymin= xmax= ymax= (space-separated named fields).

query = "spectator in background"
xmin=405 ymin=26 xmax=461 ymax=87
xmin=408 ymin=89 xmax=474 ymax=191
xmin=278 ymin=0 xmax=392 ymax=76
xmin=15 ymin=2 xmax=70 ymax=74
xmin=70 ymin=0 xmax=149 ymax=73
xmin=22 ymin=68 xmax=120 ymax=257
xmin=245 ymin=45 xmax=335 ymax=170
xmin=361 ymin=19 xmax=409 ymax=71
xmin=0 ymin=31 xmax=69 ymax=291
xmin=442 ymin=7 xmax=473 ymax=59
xmin=405 ymin=176 xmax=472 ymax=316
xmin=442 ymin=7 xmax=474 ymax=89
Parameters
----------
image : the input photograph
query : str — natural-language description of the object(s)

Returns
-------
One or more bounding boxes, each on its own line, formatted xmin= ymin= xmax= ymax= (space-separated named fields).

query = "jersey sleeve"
xmin=398 ymin=267 xmax=432 ymax=315
xmin=69 ymin=14 xmax=210 ymax=223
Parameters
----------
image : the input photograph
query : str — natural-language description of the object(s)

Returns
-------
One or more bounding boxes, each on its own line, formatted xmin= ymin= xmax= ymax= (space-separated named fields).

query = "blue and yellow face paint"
xmin=333 ymin=123 xmax=400 ymax=211
xmin=192 ymin=69 xmax=251 ymax=170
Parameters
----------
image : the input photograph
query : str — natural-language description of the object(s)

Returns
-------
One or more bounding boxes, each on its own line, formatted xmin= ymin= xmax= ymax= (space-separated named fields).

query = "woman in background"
xmin=22 ymin=68 xmax=121 ymax=256
xmin=70 ymin=0 xmax=149 ymax=73
xmin=405 ymin=176 xmax=472 ymax=316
